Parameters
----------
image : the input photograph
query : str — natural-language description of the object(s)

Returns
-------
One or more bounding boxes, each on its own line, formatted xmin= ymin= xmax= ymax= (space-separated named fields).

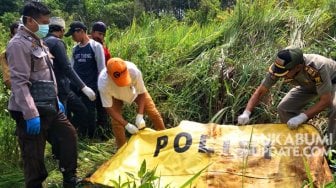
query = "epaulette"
xmin=304 ymin=65 xmax=322 ymax=85
xmin=21 ymin=34 xmax=40 ymax=49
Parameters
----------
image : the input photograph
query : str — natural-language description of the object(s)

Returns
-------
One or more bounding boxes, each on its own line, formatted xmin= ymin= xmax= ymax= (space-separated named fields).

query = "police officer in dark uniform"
xmin=6 ymin=2 xmax=79 ymax=187
xmin=238 ymin=47 xmax=336 ymax=150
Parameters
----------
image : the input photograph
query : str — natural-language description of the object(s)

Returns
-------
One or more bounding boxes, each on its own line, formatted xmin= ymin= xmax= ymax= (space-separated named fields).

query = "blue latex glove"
xmin=58 ymin=100 xmax=65 ymax=113
xmin=26 ymin=117 xmax=41 ymax=135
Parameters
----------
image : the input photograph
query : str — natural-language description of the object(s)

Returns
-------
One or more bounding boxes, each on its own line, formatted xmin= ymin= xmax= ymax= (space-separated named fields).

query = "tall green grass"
xmin=0 ymin=74 xmax=21 ymax=187
xmin=104 ymin=0 xmax=336 ymax=126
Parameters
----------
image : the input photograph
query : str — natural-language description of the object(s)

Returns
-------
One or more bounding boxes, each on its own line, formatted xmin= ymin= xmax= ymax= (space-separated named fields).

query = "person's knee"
xmin=277 ymin=102 xmax=285 ymax=114
xmin=150 ymin=115 xmax=165 ymax=130
xmin=277 ymin=103 xmax=288 ymax=123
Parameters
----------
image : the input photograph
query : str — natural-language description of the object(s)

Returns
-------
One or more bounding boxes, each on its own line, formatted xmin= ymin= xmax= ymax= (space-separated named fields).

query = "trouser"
xmin=65 ymin=91 xmax=89 ymax=137
xmin=277 ymin=85 xmax=336 ymax=149
xmin=54 ymin=90 xmax=87 ymax=157
xmin=10 ymin=110 xmax=78 ymax=188
xmin=96 ymin=91 xmax=111 ymax=137
xmin=77 ymin=92 xmax=97 ymax=138
xmin=111 ymin=92 xmax=165 ymax=148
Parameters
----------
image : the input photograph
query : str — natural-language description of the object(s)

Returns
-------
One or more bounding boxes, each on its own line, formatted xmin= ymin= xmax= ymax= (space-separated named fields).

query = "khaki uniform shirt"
xmin=98 ymin=61 xmax=147 ymax=107
xmin=262 ymin=54 xmax=336 ymax=95
xmin=6 ymin=27 xmax=56 ymax=120
xmin=0 ymin=50 xmax=10 ymax=85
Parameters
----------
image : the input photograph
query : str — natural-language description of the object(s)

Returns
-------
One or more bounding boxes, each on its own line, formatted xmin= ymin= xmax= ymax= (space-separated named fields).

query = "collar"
xmin=46 ymin=33 xmax=60 ymax=39
xmin=18 ymin=26 xmax=43 ymax=47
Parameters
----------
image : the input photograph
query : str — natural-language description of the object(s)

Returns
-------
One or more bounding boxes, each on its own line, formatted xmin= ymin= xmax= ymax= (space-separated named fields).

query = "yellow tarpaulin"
xmin=86 ymin=121 xmax=333 ymax=187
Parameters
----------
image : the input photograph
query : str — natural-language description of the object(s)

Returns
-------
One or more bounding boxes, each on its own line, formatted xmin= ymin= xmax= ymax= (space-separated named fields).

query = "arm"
xmin=53 ymin=40 xmax=85 ymax=89
xmin=304 ymin=92 xmax=331 ymax=118
xmin=245 ymin=84 xmax=269 ymax=112
xmin=287 ymin=65 xmax=333 ymax=129
xmin=134 ymin=93 xmax=146 ymax=114
xmin=303 ymin=65 xmax=334 ymax=118
xmin=287 ymin=91 xmax=332 ymax=129
xmin=105 ymin=106 xmax=139 ymax=134
xmin=238 ymin=84 xmax=269 ymax=125
xmin=105 ymin=106 xmax=128 ymax=126
xmin=132 ymin=66 xmax=148 ymax=129
xmin=53 ymin=41 xmax=96 ymax=100
xmin=93 ymin=41 xmax=105 ymax=73
xmin=134 ymin=93 xmax=147 ymax=129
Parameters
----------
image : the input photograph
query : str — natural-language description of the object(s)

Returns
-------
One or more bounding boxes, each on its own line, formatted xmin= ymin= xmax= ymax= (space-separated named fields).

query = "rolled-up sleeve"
xmin=7 ymin=41 xmax=39 ymax=119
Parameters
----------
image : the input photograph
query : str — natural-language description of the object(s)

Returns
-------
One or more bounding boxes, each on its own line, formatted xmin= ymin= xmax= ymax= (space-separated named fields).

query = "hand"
xmin=125 ymin=123 xmax=139 ymax=134
xmin=58 ymin=100 xmax=65 ymax=113
xmin=81 ymin=86 xmax=96 ymax=101
xmin=238 ymin=110 xmax=251 ymax=125
xmin=287 ymin=113 xmax=308 ymax=129
xmin=26 ymin=117 xmax=41 ymax=135
xmin=135 ymin=114 xmax=146 ymax=130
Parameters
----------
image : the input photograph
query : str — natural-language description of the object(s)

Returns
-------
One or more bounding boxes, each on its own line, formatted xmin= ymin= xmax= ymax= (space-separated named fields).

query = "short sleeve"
xmin=134 ymin=70 xmax=146 ymax=94
xmin=99 ymin=88 xmax=113 ymax=107
xmin=98 ymin=70 xmax=113 ymax=107
xmin=261 ymin=72 xmax=278 ymax=89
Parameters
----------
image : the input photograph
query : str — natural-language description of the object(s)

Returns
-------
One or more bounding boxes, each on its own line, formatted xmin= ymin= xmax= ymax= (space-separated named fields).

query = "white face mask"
xmin=31 ymin=17 xmax=49 ymax=38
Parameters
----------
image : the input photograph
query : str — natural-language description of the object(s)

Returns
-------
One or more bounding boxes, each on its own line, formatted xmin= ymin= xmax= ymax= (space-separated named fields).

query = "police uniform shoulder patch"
xmin=304 ymin=65 xmax=322 ymax=85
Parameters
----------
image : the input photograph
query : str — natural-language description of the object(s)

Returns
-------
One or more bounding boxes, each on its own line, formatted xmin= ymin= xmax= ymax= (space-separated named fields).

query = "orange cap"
xmin=106 ymin=58 xmax=131 ymax=86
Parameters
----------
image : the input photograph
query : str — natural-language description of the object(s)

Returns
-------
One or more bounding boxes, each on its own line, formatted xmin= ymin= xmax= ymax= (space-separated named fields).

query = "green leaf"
xmin=138 ymin=159 xmax=147 ymax=178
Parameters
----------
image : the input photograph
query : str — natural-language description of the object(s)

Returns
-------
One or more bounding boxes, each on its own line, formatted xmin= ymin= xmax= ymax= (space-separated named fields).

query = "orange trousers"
xmin=111 ymin=92 xmax=165 ymax=148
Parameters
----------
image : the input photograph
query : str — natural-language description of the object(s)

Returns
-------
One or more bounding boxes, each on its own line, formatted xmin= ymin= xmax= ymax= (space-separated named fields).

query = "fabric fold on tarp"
xmin=87 ymin=121 xmax=333 ymax=187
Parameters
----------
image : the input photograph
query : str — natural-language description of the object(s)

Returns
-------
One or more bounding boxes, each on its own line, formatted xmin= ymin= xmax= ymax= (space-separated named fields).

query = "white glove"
xmin=238 ymin=110 xmax=251 ymax=125
xmin=125 ymin=123 xmax=139 ymax=134
xmin=81 ymin=86 xmax=96 ymax=101
xmin=135 ymin=114 xmax=146 ymax=130
xmin=287 ymin=113 xmax=308 ymax=129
